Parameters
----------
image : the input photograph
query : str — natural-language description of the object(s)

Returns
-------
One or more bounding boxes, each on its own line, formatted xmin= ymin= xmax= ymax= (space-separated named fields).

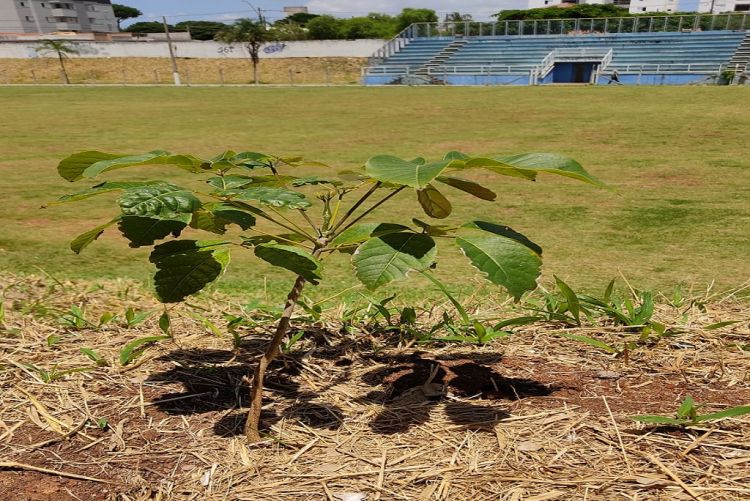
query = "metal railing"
xmin=403 ymin=14 xmax=748 ymax=40
xmin=530 ymin=48 xmax=613 ymax=84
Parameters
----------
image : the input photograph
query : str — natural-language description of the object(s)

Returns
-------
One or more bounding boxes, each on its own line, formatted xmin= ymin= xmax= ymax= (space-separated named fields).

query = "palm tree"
xmin=36 ymin=40 xmax=79 ymax=85
xmin=215 ymin=19 xmax=271 ymax=85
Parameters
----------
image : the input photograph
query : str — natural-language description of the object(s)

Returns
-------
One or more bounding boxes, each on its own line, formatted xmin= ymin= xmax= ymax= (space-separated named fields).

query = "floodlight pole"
xmin=163 ymin=16 xmax=182 ymax=86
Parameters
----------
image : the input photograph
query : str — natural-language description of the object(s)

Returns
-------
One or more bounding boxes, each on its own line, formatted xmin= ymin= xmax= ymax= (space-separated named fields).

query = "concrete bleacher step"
xmin=728 ymin=32 xmax=750 ymax=71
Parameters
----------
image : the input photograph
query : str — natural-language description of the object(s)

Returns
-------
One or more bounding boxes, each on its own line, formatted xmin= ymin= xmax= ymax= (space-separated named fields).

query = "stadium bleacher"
xmin=363 ymin=14 xmax=749 ymax=86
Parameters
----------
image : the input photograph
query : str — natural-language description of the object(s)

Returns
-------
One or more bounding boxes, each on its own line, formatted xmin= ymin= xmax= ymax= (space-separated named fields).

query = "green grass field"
xmin=1 ymin=86 xmax=748 ymax=303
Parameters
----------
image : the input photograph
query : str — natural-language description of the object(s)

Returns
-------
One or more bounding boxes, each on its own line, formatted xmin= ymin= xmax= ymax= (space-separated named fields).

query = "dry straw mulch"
xmin=1 ymin=274 xmax=749 ymax=500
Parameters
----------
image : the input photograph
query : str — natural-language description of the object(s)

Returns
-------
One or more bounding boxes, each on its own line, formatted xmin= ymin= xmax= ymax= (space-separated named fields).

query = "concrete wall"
xmin=0 ymin=39 xmax=386 ymax=59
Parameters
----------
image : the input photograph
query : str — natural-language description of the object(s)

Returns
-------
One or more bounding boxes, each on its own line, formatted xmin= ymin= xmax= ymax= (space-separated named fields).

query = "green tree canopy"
xmin=174 ymin=21 xmax=227 ymax=41
xmin=125 ymin=21 xmax=174 ymax=33
xmin=396 ymin=8 xmax=438 ymax=32
xmin=112 ymin=3 xmax=142 ymax=30
xmin=307 ymin=15 xmax=345 ymax=39
xmin=495 ymin=4 xmax=629 ymax=20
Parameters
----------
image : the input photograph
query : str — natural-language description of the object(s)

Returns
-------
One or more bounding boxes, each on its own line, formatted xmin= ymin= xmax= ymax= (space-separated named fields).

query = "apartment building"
xmin=0 ymin=0 xmax=117 ymax=33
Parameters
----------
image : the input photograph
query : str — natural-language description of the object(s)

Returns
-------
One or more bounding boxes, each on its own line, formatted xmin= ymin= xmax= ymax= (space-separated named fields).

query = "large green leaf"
xmin=365 ymin=155 xmax=451 ymax=189
xmin=462 ymin=221 xmax=542 ymax=255
xmin=119 ymin=215 xmax=190 ymax=248
xmin=217 ymin=186 xmax=310 ymax=209
xmin=330 ymin=223 xmax=409 ymax=248
xmin=498 ymin=153 xmax=604 ymax=186
xmin=352 ymin=233 xmax=437 ymax=290
xmin=118 ymin=183 xmax=201 ymax=219
xmin=230 ymin=151 xmax=276 ymax=169
xmin=190 ymin=203 xmax=256 ymax=234
xmin=456 ymin=230 xmax=541 ymax=300
xmin=417 ymin=184 xmax=452 ymax=219
xmin=254 ymin=243 xmax=322 ymax=285
xmin=55 ymin=181 xmax=160 ymax=204
xmin=70 ymin=218 xmax=120 ymax=254
xmin=461 ymin=157 xmax=537 ymax=181
xmin=207 ymin=175 xmax=295 ymax=190
xmin=149 ymin=240 xmax=230 ymax=303
xmin=58 ymin=150 xmax=207 ymax=182
xmin=436 ymin=176 xmax=497 ymax=201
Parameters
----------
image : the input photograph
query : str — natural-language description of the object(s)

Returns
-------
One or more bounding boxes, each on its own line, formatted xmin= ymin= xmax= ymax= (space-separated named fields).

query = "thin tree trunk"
xmin=58 ymin=52 xmax=69 ymax=85
xmin=244 ymin=243 xmax=325 ymax=441
xmin=252 ymin=61 xmax=258 ymax=85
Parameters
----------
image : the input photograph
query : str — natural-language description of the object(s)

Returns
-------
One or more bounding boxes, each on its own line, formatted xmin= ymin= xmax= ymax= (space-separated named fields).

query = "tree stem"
xmin=244 ymin=243 xmax=325 ymax=441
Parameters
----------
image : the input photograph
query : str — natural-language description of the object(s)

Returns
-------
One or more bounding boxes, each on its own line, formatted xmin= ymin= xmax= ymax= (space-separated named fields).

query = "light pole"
xmin=241 ymin=1 xmax=265 ymax=25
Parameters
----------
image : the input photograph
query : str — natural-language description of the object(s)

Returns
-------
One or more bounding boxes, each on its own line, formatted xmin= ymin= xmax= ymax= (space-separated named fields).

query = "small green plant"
xmin=119 ymin=335 xmax=170 ymax=366
xmin=124 ymin=307 xmax=156 ymax=328
xmin=24 ymin=363 xmax=94 ymax=383
xmin=80 ymin=348 xmax=110 ymax=367
xmin=59 ymin=304 xmax=90 ymax=330
xmin=632 ymin=396 xmax=750 ymax=427
xmin=54 ymin=148 xmax=601 ymax=440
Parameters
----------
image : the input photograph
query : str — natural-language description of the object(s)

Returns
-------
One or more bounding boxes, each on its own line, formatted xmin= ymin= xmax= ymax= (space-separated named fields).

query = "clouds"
xmin=303 ymin=1 xmax=527 ymax=20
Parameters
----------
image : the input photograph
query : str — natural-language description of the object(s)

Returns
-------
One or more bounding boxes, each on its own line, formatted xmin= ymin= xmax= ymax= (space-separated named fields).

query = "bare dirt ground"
xmin=0 ymin=57 xmax=366 ymax=85
xmin=1 ymin=275 xmax=749 ymax=500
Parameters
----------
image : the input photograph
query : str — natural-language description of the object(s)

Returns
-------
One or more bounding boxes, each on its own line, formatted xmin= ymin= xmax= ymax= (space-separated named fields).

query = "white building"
xmin=0 ymin=0 xmax=118 ymax=34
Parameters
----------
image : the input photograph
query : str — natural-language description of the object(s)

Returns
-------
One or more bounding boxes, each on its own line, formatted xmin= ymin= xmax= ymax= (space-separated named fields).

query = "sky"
xmin=119 ymin=1 xmax=526 ymax=26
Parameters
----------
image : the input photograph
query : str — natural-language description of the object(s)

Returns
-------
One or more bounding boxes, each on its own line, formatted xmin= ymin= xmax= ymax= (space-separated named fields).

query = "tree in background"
xmin=125 ymin=21 xmax=175 ymax=33
xmin=36 ymin=39 xmax=79 ymax=84
xmin=444 ymin=12 xmax=473 ymax=22
xmin=112 ymin=3 xmax=142 ymax=30
xmin=215 ymin=18 xmax=273 ymax=84
xmin=306 ymin=15 xmax=345 ymax=39
xmin=175 ymin=21 xmax=227 ymax=41
xmin=395 ymin=8 xmax=438 ymax=32
xmin=495 ymin=4 xmax=629 ymax=21
xmin=276 ymin=12 xmax=320 ymax=27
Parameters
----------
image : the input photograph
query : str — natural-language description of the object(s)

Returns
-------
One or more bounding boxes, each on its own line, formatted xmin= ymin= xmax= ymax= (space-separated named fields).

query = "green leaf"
xmin=149 ymin=240 xmax=230 ymax=303
xmin=412 ymin=218 xmax=457 ymax=237
xmin=498 ymin=153 xmax=605 ymax=187
xmin=444 ymin=151 xmax=470 ymax=161
xmin=352 ymin=233 xmax=437 ymax=290
xmin=365 ymin=155 xmax=451 ymax=189
xmin=70 ymin=218 xmax=120 ymax=254
xmin=436 ymin=176 xmax=497 ymax=201
xmin=207 ymin=175 xmax=295 ymax=190
xmin=118 ymin=215 xmax=190 ymax=248
xmin=55 ymin=181 xmax=161 ymax=204
xmin=218 ymin=186 xmax=310 ymax=209
xmin=292 ymin=176 xmax=342 ymax=187
xmin=254 ymin=243 xmax=323 ymax=285
xmin=554 ymin=275 xmax=581 ymax=326
xmin=190 ymin=203 xmax=256 ymax=234
xmin=461 ymin=221 xmax=542 ymax=255
xmin=696 ymin=405 xmax=750 ymax=422
xmin=241 ymin=233 xmax=306 ymax=247
xmin=158 ymin=311 xmax=171 ymax=335
xmin=677 ymin=396 xmax=696 ymax=419
xmin=631 ymin=415 xmax=689 ymax=425
xmin=559 ymin=333 xmax=617 ymax=354
xmin=417 ymin=184 xmax=452 ymax=219
xmin=80 ymin=348 xmax=109 ymax=367
xmin=59 ymin=151 xmax=207 ymax=182
xmin=230 ymin=151 xmax=276 ymax=169
xmin=456 ymin=233 xmax=541 ymax=301
xmin=118 ymin=183 xmax=201 ymax=219
xmin=119 ymin=335 xmax=169 ymax=366
xmin=462 ymin=157 xmax=538 ymax=181
xmin=330 ymin=223 xmax=410 ymax=248
xmin=58 ymin=151 xmax=123 ymax=182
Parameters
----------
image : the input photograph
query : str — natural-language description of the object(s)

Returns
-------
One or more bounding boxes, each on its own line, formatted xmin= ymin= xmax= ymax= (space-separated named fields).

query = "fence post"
xmin=154 ymin=69 xmax=161 ymax=84
xmin=59 ymin=69 xmax=66 ymax=85
xmin=186 ymin=68 xmax=191 ymax=86
xmin=31 ymin=69 xmax=37 ymax=85
xmin=90 ymin=69 xmax=96 ymax=84
xmin=289 ymin=68 xmax=294 ymax=86
xmin=325 ymin=66 xmax=331 ymax=86
xmin=219 ymin=68 xmax=224 ymax=86
xmin=121 ymin=68 xmax=127 ymax=85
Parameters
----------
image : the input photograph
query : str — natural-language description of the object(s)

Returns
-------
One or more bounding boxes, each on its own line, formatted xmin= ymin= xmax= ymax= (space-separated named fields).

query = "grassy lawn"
xmin=1 ymin=86 xmax=748 ymax=303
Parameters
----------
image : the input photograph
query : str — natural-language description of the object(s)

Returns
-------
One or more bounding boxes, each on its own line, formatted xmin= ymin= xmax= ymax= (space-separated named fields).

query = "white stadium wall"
xmin=0 ymin=39 xmax=386 ymax=59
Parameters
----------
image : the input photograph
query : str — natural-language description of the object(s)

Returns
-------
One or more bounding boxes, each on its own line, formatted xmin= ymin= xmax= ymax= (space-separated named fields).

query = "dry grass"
xmin=0 ymin=57 xmax=367 ymax=85
xmin=1 ymin=274 xmax=749 ymax=499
